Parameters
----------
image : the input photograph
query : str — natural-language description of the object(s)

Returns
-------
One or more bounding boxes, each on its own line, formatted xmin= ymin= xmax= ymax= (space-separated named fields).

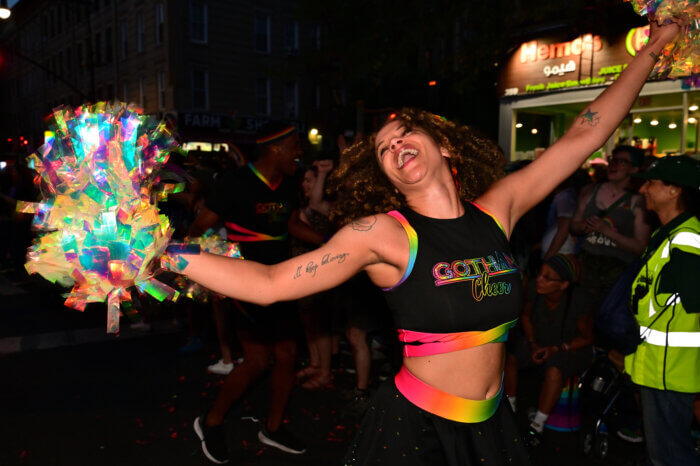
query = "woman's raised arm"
xmin=478 ymin=20 xmax=681 ymax=237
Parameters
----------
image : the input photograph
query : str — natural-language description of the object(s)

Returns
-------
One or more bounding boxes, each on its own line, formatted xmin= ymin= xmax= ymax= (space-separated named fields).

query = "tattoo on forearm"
xmin=580 ymin=108 xmax=600 ymax=127
xmin=649 ymin=51 xmax=660 ymax=61
xmin=292 ymin=252 xmax=350 ymax=279
xmin=351 ymin=216 xmax=377 ymax=232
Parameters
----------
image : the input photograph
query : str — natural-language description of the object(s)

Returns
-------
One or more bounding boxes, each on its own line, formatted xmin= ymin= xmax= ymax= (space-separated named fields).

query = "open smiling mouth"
xmin=398 ymin=148 xmax=418 ymax=169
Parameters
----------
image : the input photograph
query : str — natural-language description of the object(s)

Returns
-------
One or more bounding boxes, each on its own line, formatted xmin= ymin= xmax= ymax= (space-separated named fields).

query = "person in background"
xmin=625 ymin=155 xmax=700 ymax=466
xmin=291 ymin=159 xmax=336 ymax=389
xmin=188 ymin=122 xmax=316 ymax=462
xmin=540 ymin=172 xmax=586 ymax=261
xmin=571 ymin=145 xmax=651 ymax=309
xmin=504 ymin=254 xmax=593 ymax=447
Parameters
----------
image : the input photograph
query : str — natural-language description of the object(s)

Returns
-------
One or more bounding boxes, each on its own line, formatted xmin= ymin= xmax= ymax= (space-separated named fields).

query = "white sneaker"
xmin=207 ymin=358 xmax=243 ymax=375
xmin=207 ymin=359 xmax=234 ymax=375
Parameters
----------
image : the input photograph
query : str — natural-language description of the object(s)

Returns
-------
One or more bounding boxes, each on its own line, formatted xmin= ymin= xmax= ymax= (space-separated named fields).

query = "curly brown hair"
xmin=328 ymin=108 xmax=506 ymax=225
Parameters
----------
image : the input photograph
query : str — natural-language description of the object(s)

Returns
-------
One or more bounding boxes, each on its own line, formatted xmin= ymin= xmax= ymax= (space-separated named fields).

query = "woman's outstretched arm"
xmin=478 ymin=20 xmax=680 ymax=237
xmin=164 ymin=214 xmax=405 ymax=305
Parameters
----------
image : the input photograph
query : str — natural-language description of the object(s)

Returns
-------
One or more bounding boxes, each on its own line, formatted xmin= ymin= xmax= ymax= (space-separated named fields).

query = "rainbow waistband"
xmin=398 ymin=319 xmax=517 ymax=357
xmin=395 ymin=366 xmax=502 ymax=423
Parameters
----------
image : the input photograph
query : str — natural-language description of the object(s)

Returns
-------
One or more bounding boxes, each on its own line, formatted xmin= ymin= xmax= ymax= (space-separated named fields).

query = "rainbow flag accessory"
xmin=225 ymin=221 xmax=287 ymax=242
xmin=255 ymin=126 xmax=296 ymax=146
xmin=398 ymin=319 xmax=517 ymax=357
xmin=382 ymin=211 xmax=417 ymax=291
xmin=248 ymin=163 xmax=281 ymax=190
xmin=395 ymin=366 xmax=503 ymax=423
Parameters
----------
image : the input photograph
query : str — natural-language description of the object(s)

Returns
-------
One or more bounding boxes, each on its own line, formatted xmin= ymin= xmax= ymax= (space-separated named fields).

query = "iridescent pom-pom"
xmin=168 ymin=231 xmax=243 ymax=302
xmin=20 ymin=102 xmax=180 ymax=333
xmin=625 ymin=0 xmax=700 ymax=77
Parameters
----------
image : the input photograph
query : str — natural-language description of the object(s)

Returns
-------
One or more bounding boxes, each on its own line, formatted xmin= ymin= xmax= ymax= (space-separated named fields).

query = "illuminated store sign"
xmin=499 ymin=26 xmax=653 ymax=97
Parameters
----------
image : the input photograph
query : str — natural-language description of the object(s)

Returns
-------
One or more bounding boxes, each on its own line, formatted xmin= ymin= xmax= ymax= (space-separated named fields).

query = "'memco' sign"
xmin=498 ymin=27 xmax=650 ymax=97
xmin=519 ymin=34 xmax=603 ymax=64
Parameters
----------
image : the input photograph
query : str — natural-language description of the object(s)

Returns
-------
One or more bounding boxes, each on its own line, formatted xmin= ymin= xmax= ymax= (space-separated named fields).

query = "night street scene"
xmin=1 ymin=0 xmax=699 ymax=465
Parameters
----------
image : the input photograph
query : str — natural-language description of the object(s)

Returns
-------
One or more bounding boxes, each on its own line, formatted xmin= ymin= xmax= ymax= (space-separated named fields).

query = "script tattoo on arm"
xmin=292 ymin=252 xmax=350 ymax=279
xmin=351 ymin=216 xmax=377 ymax=232
xmin=579 ymin=108 xmax=600 ymax=127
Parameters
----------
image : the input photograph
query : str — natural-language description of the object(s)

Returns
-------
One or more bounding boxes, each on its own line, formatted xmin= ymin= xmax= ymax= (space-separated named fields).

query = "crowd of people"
xmin=1 ymin=17 xmax=698 ymax=466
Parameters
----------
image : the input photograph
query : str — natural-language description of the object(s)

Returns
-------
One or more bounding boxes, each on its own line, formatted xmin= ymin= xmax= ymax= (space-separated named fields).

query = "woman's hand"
xmin=648 ymin=16 xmax=682 ymax=47
xmin=314 ymin=159 xmax=334 ymax=175
xmin=584 ymin=216 xmax=613 ymax=236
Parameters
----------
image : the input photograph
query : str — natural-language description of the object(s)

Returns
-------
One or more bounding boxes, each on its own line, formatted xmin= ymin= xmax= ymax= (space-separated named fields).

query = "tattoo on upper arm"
xmin=292 ymin=252 xmax=350 ymax=279
xmin=580 ymin=108 xmax=600 ymax=127
xmin=351 ymin=216 xmax=377 ymax=232
xmin=649 ymin=51 xmax=660 ymax=61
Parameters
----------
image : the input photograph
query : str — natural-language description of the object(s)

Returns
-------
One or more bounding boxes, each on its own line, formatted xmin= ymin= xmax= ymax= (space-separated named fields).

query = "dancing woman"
xmin=167 ymin=21 xmax=680 ymax=466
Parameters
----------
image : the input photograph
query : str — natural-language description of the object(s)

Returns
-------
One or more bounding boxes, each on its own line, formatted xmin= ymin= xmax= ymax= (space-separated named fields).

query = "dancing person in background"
xmin=164 ymin=21 xmax=680 ymax=465
xmin=187 ymin=122 xmax=316 ymax=463
xmin=291 ymin=159 xmax=337 ymax=390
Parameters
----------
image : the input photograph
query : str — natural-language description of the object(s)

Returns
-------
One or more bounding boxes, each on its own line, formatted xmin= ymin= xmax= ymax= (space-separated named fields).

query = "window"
xmin=310 ymin=24 xmax=321 ymax=50
xmin=157 ymin=71 xmax=166 ymax=109
xmin=283 ymin=81 xmax=298 ymax=118
xmin=189 ymin=1 xmax=207 ymax=44
xmin=120 ymin=21 xmax=128 ymax=58
xmin=137 ymin=13 xmax=144 ymax=53
xmin=315 ymin=83 xmax=321 ymax=109
xmin=191 ymin=69 xmax=209 ymax=110
xmin=94 ymin=31 xmax=101 ymax=64
xmin=255 ymin=78 xmax=270 ymax=115
xmin=283 ymin=21 xmax=298 ymax=54
xmin=122 ymin=81 xmax=128 ymax=102
xmin=105 ymin=27 xmax=113 ymax=63
xmin=155 ymin=3 xmax=164 ymax=44
xmin=254 ymin=14 xmax=270 ymax=53
xmin=139 ymin=76 xmax=146 ymax=108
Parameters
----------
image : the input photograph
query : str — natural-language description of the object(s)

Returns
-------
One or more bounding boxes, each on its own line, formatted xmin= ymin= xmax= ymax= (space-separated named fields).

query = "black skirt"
xmin=343 ymin=379 xmax=530 ymax=466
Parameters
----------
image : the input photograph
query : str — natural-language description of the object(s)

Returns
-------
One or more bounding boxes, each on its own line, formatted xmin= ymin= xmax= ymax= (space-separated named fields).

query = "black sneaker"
xmin=258 ymin=424 xmax=307 ymax=454
xmin=344 ymin=389 xmax=371 ymax=417
xmin=524 ymin=426 xmax=543 ymax=448
xmin=193 ymin=416 xmax=229 ymax=464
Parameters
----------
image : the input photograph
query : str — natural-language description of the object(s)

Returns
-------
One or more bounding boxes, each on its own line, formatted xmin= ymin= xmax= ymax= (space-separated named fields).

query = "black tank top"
xmin=383 ymin=201 xmax=522 ymax=334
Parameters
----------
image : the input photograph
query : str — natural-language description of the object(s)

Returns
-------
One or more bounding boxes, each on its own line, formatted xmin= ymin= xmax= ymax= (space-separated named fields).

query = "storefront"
xmin=498 ymin=26 xmax=700 ymax=161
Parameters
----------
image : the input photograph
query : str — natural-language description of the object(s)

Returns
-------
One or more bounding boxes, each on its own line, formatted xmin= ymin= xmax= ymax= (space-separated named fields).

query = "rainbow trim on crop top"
xmin=382 ymin=211 xmax=417 ymax=291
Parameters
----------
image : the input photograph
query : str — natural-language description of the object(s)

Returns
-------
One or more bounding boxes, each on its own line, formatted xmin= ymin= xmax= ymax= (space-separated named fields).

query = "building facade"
xmin=0 ymin=0 xmax=326 ymax=155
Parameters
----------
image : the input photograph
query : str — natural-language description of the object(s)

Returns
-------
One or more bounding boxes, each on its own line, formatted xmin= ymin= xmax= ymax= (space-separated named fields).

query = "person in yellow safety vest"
xmin=625 ymin=155 xmax=700 ymax=466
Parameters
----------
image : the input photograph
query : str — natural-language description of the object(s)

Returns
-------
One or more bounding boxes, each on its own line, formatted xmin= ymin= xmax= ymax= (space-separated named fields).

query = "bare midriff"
xmin=402 ymin=342 xmax=505 ymax=400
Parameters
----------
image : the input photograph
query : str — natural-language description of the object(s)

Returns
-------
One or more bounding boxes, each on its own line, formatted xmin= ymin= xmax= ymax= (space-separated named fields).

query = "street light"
xmin=0 ymin=0 xmax=11 ymax=20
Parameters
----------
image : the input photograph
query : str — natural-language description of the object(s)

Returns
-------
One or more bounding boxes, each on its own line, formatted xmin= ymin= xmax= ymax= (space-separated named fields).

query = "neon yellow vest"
xmin=624 ymin=216 xmax=700 ymax=393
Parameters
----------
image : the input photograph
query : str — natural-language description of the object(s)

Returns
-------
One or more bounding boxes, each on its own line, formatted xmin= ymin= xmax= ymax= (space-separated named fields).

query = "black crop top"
xmin=382 ymin=201 xmax=522 ymax=334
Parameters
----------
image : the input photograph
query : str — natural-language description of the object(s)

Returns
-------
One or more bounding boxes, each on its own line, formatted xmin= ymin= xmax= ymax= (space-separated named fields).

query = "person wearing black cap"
xmin=189 ymin=122 xmax=311 ymax=463
xmin=504 ymin=254 xmax=594 ymax=447
xmin=625 ymin=155 xmax=700 ymax=466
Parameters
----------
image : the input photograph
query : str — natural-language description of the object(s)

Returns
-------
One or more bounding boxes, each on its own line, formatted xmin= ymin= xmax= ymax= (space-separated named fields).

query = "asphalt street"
xmin=0 ymin=273 xmax=649 ymax=466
